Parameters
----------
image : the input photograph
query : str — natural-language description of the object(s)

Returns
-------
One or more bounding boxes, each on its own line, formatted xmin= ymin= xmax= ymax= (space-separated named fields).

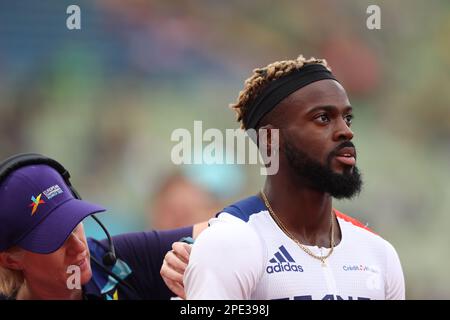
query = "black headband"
xmin=243 ymin=63 xmax=338 ymax=130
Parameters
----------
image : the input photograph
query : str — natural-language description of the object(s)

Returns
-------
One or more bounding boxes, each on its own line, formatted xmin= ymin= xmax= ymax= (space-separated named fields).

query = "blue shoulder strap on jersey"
xmin=216 ymin=195 xmax=267 ymax=222
xmin=179 ymin=236 xmax=194 ymax=245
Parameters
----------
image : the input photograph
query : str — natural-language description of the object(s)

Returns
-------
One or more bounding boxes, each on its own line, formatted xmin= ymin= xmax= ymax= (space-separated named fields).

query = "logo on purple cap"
xmin=43 ymin=184 xmax=63 ymax=200
xmin=29 ymin=193 xmax=45 ymax=216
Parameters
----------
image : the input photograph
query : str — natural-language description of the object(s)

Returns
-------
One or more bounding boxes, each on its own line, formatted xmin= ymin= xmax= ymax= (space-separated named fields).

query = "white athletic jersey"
xmin=185 ymin=196 xmax=405 ymax=300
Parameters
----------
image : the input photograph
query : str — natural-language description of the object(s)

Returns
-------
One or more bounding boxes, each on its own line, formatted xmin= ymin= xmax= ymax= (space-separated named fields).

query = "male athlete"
xmin=184 ymin=55 xmax=405 ymax=300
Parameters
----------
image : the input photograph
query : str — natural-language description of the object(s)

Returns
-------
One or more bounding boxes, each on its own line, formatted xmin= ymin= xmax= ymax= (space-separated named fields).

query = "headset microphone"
xmin=90 ymin=215 xmax=117 ymax=266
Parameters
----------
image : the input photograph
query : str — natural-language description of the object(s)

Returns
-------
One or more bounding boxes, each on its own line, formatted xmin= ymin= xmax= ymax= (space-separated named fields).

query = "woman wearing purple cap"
xmin=0 ymin=153 xmax=207 ymax=300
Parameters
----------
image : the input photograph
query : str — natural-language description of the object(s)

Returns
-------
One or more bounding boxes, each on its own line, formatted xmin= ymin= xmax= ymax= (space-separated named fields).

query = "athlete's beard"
xmin=282 ymin=137 xmax=363 ymax=200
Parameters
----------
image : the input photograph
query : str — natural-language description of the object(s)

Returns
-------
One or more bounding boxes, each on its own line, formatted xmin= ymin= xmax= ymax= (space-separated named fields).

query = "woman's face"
xmin=21 ymin=223 xmax=92 ymax=292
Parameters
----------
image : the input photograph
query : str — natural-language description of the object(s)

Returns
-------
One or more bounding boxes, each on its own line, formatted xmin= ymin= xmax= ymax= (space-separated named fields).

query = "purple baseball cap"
xmin=0 ymin=164 xmax=106 ymax=254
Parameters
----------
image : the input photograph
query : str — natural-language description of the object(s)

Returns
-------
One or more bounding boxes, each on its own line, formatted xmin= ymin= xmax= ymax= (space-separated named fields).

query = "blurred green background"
xmin=1 ymin=0 xmax=449 ymax=299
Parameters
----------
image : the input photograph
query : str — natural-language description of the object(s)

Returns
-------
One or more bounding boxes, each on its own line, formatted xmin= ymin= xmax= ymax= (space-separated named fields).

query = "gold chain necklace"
xmin=260 ymin=190 xmax=335 ymax=267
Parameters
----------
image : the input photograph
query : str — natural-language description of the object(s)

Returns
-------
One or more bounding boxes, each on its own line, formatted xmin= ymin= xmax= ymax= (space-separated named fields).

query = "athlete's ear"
xmin=258 ymin=124 xmax=279 ymax=157
xmin=257 ymin=124 xmax=280 ymax=176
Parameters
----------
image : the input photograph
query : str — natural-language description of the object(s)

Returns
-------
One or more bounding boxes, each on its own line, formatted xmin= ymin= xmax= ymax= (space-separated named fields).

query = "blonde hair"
xmin=0 ymin=248 xmax=24 ymax=298
xmin=230 ymin=55 xmax=331 ymax=129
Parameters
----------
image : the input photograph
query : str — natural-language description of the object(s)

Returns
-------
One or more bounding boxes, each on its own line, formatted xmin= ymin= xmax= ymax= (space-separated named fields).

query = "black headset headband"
xmin=0 ymin=153 xmax=81 ymax=200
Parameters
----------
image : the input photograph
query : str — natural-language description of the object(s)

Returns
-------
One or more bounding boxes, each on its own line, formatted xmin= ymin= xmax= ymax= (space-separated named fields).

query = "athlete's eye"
xmin=344 ymin=114 xmax=353 ymax=126
xmin=315 ymin=113 xmax=330 ymax=124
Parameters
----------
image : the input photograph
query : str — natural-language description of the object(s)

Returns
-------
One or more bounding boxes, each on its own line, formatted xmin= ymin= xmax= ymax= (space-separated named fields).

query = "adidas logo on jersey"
xmin=266 ymin=245 xmax=304 ymax=274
